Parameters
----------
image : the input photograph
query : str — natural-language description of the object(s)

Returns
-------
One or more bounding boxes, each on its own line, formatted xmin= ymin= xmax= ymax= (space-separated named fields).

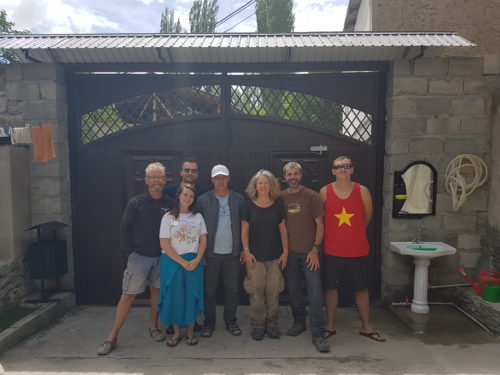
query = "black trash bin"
xmin=25 ymin=221 xmax=69 ymax=302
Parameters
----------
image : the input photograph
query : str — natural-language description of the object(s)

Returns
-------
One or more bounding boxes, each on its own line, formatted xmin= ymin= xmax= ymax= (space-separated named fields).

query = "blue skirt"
xmin=158 ymin=252 xmax=204 ymax=327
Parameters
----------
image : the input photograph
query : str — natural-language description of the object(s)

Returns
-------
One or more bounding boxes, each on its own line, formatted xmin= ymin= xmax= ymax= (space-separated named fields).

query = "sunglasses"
xmin=182 ymin=168 xmax=199 ymax=174
xmin=332 ymin=164 xmax=353 ymax=170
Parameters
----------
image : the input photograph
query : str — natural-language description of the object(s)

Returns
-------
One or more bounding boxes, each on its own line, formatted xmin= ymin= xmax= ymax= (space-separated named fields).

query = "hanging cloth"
xmin=10 ymin=126 xmax=32 ymax=145
xmin=31 ymin=124 xmax=56 ymax=162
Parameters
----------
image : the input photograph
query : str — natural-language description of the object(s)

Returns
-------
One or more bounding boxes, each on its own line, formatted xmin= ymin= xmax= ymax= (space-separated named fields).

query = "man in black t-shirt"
xmin=97 ymin=162 xmax=173 ymax=356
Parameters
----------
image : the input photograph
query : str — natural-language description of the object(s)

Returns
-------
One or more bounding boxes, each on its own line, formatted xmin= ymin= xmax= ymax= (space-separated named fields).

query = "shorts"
xmin=322 ymin=254 xmax=369 ymax=292
xmin=122 ymin=251 xmax=161 ymax=294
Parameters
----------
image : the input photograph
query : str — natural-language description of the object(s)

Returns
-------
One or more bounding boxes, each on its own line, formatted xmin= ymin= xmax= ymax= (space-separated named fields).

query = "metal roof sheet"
xmin=0 ymin=32 xmax=474 ymax=66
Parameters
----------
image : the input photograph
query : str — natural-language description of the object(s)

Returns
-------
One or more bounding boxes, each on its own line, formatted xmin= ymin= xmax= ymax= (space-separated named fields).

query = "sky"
xmin=0 ymin=0 xmax=348 ymax=34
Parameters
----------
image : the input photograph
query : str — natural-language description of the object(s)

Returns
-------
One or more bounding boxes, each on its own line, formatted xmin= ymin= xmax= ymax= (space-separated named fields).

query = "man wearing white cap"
xmin=196 ymin=164 xmax=245 ymax=337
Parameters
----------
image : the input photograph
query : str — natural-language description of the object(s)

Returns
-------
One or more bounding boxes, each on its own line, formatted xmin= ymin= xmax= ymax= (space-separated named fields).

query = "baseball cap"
xmin=211 ymin=164 xmax=230 ymax=177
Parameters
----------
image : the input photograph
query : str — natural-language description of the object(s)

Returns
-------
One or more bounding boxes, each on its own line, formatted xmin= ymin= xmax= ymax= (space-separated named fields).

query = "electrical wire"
xmin=215 ymin=0 xmax=256 ymax=28
xmin=223 ymin=12 xmax=256 ymax=32
xmin=445 ymin=154 xmax=488 ymax=211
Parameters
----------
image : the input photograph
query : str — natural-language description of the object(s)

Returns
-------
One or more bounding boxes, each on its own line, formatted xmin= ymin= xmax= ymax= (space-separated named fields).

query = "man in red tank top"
xmin=319 ymin=156 xmax=386 ymax=343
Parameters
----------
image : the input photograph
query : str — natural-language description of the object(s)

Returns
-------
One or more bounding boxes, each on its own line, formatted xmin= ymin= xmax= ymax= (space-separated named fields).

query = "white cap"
xmin=211 ymin=164 xmax=230 ymax=177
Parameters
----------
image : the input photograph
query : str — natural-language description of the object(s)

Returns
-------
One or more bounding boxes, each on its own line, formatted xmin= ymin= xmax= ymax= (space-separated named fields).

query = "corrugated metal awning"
xmin=0 ymin=32 xmax=474 ymax=66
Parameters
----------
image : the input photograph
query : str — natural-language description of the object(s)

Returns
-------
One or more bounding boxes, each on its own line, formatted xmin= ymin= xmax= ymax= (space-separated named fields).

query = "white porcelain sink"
xmin=389 ymin=241 xmax=457 ymax=314
xmin=390 ymin=242 xmax=456 ymax=259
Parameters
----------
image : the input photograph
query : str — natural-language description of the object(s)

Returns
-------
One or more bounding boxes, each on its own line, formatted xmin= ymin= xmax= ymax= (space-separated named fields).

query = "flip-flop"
xmin=359 ymin=331 xmax=386 ymax=342
xmin=186 ymin=336 xmax=198 ymax=346
xmin=166 ymin=335 xmax=182 ymax=347
xmin=323 ymin=329 xmax=337 ymax=339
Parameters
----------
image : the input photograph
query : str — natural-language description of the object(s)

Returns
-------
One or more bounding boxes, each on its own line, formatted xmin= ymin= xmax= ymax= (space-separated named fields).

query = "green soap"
xmin=407 ymin=246 xmax=437 ymax=251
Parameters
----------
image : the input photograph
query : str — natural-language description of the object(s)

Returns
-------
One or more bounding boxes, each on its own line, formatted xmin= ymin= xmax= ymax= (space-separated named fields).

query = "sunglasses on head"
xmin=182 ymin=168 xmax=198 ymax=174
xmin=332 ymin=164 xmax=353 ymax=170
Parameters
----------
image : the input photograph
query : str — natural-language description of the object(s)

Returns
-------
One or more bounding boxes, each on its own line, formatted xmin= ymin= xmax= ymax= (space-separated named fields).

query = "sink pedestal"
xmin=411 ymin=258 xmax=430 ymax=314
xmin=389 ymin=242 xmax=457 ymax=315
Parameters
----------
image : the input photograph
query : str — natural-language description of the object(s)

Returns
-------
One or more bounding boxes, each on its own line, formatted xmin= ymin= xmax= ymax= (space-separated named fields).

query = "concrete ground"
xmin=0 ymin=304 xmax=499 ymax=375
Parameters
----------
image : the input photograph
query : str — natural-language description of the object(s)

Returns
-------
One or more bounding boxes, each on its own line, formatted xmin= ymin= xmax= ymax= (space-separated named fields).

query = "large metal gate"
xmin=68 ymin=70 xmax=386 ymax=305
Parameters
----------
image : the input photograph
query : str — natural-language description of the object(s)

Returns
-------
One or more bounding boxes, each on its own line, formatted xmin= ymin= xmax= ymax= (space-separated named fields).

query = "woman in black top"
xmin=241 ymin=169 xmax=289 ymax=340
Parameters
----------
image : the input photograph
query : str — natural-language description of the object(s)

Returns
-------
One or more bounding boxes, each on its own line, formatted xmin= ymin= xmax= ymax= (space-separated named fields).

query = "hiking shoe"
xmin=312 ymin=336 xmax=330 ymax=353
xmin=97 ymin=340 xmax=117 ymax=356
xmin=266 ymin=326 xmax=280 ymax=339
xmin=226 ymin=323 xmax=242 ymax=336
xmin=251 ymin=328 xmax=265 ymax=341
xmin=201 ymin=325 xmax=213 ymax=338
xmin=286 ymin=321 xmax=306 ymax=336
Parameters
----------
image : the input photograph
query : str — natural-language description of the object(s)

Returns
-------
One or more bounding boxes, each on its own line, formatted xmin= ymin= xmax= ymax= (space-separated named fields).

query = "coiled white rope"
xmin=445 ymin=154 xmax=488 ymax=211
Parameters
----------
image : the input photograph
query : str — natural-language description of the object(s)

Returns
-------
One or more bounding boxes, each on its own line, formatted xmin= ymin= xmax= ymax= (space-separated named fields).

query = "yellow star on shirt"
xmin=335 ymin=207 xmax=355 ymax=227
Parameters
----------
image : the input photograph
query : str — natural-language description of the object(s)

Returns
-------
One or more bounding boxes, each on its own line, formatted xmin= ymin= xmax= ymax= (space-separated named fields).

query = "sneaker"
xmin=166 ymin=324 xmax=174 ymax=334
xmin=286 ymin=321 xmax=306 ymax=336
xmin=194 ymin=321 xmax=202 ymax=332
xmin=149 ymin=328 xmax=166 ymax=342
xmin=97 ymin=340 xmax=117 ymax=356
xmin=226 ymin=323 xmax=242 ymax=336
xmin=251 ymin=327 xmax=265 ymax=341
xmin=266 ymin=326 xmax=280 ymax=339
xmin=312 ymin=336 xmax=330 ymax=353
xmin=201 ymin=325 xmax=213 ymax=338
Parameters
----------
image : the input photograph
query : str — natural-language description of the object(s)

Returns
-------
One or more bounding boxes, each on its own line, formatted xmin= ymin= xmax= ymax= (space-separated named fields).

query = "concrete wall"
xmin=370 ymin=0 xmax=500 ymax=56
xmin=383 ymin=55 xmax=500 ymax=300
xmin=0 ymin=64 xmax=72 ymax=307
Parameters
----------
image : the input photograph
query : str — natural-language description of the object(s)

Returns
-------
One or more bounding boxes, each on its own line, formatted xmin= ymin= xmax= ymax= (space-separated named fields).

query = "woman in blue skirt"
xmin=158 ymin=184 xmax=207 ymax=347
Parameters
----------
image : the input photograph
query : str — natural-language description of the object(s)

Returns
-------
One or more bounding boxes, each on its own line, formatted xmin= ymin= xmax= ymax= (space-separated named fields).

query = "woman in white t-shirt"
xmin=158 ymin=184 xmax=207 ymax=347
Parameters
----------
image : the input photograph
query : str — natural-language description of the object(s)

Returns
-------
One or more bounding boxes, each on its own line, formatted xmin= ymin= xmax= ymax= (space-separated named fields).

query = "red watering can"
xmin=457 ymin=268 xmax=500 ymax=296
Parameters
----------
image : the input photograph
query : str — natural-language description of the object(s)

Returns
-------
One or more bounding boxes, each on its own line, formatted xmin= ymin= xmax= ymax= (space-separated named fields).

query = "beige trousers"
xmin=244 ymin=259 xmax=285 ymax=329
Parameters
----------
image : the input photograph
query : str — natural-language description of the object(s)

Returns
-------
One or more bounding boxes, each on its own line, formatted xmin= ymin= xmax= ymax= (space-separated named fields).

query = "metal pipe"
xmin=428 ymin=283 xmax=470 ymax=289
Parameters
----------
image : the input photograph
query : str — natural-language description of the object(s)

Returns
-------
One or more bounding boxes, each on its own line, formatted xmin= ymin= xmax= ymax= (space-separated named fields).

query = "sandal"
xmin=166 ymin=335 xmax=182 ymax=347
xmin=186 ymin=336 xmax=198 ymax=346
xmin=323 ymin=329 xmax=337 ymax=339
xmin=359 ymin=331 xmax=386 ymax=342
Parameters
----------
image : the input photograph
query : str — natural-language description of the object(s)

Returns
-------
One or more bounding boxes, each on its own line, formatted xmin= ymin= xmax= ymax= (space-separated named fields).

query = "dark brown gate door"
xmin=69 ymin=72 xmax=385 ymax=305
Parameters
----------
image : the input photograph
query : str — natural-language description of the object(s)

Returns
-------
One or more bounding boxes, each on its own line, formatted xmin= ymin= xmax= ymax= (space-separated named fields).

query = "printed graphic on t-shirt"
xmin=171 ymin=221 xmax=199 ymax=244
xmin=287 ymin=203 xmax=302 ymax=214
xmin=335 ymin=207 xmax=355 ymax=227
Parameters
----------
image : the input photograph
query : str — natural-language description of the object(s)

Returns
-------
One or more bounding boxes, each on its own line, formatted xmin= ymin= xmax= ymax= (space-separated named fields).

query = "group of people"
xmin=97 ymin=156 xmax=386 ymax=356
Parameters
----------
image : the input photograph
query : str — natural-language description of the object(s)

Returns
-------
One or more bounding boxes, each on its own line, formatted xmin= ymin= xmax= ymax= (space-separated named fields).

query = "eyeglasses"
xmin=332 ymin=164 xmax=353 ymax=170
xmin=147 ymin=175 xmax=166 ymax=180
xmin=182 ymin=168 xmax=199 ymax=174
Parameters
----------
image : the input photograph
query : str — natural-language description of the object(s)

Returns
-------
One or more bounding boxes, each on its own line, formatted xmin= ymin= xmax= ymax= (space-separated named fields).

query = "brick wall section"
xmin=3 ymin=64 xmax=73 ymax=290
xmin=383 ymin=56 xmax=500 ymax=301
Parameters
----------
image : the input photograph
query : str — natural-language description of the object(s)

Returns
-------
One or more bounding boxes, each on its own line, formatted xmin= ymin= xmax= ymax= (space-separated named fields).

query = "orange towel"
xmin=31 ymin=124 xmax=56 ymax=162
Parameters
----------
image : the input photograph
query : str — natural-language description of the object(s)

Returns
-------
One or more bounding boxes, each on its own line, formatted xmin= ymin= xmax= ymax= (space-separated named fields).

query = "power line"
xmin=215 ymin=0 xmax=256 ymax=28
xmin=222 ymin=12 xmax=255 ymax=33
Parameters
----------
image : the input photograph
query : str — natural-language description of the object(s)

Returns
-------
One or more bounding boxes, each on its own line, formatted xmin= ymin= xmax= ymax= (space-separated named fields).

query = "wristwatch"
xmin=312 ymin=244 xmax=321 ymax=250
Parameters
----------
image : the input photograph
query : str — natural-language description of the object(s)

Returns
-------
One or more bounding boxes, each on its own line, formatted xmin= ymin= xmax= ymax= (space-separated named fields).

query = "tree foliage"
xmin=189 ymin=0 xmax=219 ymax=33
xmin=255 ymin=0 xmax=294 ymax=33
xmin=160 ymin=7 xmax=184 ymax=33
xmin=0 ymin=9 xmax=30 ymax=64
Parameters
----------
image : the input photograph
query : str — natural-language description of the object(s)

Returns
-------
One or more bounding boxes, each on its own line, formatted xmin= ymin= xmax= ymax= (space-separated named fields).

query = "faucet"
xmin=413 ymin=227 xmax=423 ymax=244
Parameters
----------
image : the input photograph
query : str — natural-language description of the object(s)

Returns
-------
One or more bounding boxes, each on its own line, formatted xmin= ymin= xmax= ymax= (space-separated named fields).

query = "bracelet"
xmin=243 ymin=247 xmax=250 ymax=251
xmin=312 ymin=244 xmax=321 ymax=250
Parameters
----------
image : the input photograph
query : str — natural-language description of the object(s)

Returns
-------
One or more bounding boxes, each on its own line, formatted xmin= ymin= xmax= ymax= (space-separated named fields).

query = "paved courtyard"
xmin=0 ymin=304 xmax=499 ymax=375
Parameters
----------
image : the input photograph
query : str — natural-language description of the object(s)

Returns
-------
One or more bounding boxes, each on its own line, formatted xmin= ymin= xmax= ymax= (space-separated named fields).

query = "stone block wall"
xmin=0 ymin=64 xmax=72 ymax=307
xmin=383 ymin=55 xmax=500 ymax=301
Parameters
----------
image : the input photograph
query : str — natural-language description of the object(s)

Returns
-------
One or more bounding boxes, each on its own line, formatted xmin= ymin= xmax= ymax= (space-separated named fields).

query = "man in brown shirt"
xmin=280 ymin=162 xmax=329 ymax=353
